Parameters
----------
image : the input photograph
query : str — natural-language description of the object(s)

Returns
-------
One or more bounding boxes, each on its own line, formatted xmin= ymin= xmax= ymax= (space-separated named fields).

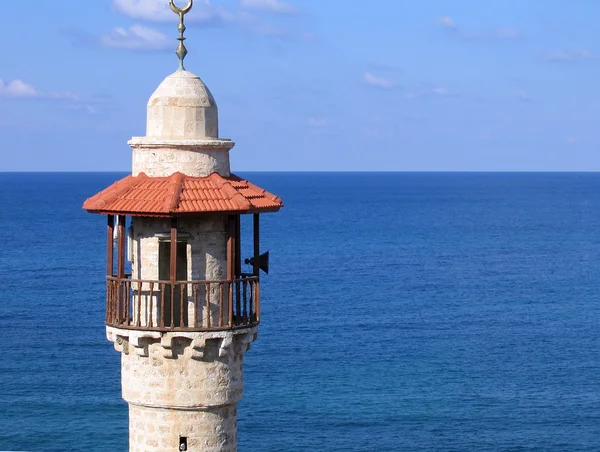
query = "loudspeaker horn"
xmin=244 ymin=251 xmax=270 ymax=274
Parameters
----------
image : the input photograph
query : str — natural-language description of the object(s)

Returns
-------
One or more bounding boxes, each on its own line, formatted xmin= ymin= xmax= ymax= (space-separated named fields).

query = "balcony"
xmin=106 ymin=276 xmax=259 ymax=332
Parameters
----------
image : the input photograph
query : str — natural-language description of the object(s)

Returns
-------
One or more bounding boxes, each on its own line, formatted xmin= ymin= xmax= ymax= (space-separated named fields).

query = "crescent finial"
xmin=170 ymin=0 xmax=193 ymax=15
xmin=169 ymin=0 xmax=194 ymax=71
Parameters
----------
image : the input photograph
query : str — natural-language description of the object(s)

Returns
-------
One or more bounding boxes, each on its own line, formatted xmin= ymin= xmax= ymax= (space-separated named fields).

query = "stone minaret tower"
xmin=83 ymin=2 xmax=283 ymax=450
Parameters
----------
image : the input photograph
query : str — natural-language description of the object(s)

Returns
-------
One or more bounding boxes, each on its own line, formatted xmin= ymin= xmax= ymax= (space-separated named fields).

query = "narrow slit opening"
xmin=179 ymin=436 xmax=188 ymax=451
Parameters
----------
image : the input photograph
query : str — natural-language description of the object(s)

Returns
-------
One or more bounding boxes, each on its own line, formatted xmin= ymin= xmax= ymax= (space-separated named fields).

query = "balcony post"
xmin=107 ymin=215 xmax=114 ymax=276
xmin=253 ymin=214 xmax=260 ymax=277
xmin=116 ymin=215 xmax=126 ymax=324
xmin=235 ymin=215 xmax=241 ymax=276
xmin=235 ymin=215 xmax=241 ymax=324
xmin=170 ymin=217 xmax=178 ymax=283
xmin=227 ymin=215 xmax=235 ymax=327
xmin=253 ymin=214 xmax=260 ymax=321
xmin=170 ymin=217 xmax=178 ymax=328
xmin=106 ymin=215 xmax=115 ymax=324
xmin=117 ymin=215 xmax=126 ymax=279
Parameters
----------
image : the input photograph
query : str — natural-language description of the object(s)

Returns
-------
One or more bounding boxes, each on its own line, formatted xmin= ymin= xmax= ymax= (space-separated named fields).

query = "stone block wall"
xmin=131 ymin=146 xmax=231 ymax=178
xmin=108 ymin=328 xmax=257 ymax=452
xmin=129 ymin=404 xmax=237 ymax=452
xmin=130 ymin=216 xmax=229 ymax=328
xmin=131 ymin=216 xmax=227 ymax=282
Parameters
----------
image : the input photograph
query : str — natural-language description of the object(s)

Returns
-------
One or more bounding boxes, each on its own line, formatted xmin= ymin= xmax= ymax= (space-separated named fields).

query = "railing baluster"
xmin=116 ymin=281 xmax=119 ymax=324
xmin=119 ymin=281 xmax=122 ymax=323
xmin=120 ymin=280 xmax=124 ymax=326
xmin=122 ymin=280 xmax=126 ymax=326
xmin=105 ymin=282 xmax=110 ymax=324
xmin=206 ymin=283 xmax=211 ymax=329
xmin=112 ymin=281 xmax=115 ymax=324
xmin=136 ymin=281 xmax=142 ymax=327
xmin=121 ymin=281 xmax=125 ymax=326
xmin=229 ymin=282 xmax=234 ymax=328
xmin=193 ymin=284 xmax=199 ymax=328
xmin=243 ymin=280 xmax=248 ymax=324
xmin=160 ymin=283 xmax=165 ymax=329
xmin=236 ymin=280 xmax=241 ymax=326
xmin=180 ymin=283 xmax=185 ymax=328
xmin=109 ymin=280 xmax=113 ymax=324
xmin=106 ymin=281 xmax=111 ymax=324
xmin=115 ymin=281 xmax=120 ymax=324
xmin=149 ymin=282 xmax=154 ymax=328
xmin=116 ymin=281 xmax=120 ymax=324
xmin=219 ymin=283 xmax=224 ymax=328
xmin=117 ymin=281 xmax=121 ymax=324
xmin=249 ymin=280 xmax=254 ymax=322
xmin=170 ymin=284 xmax=175 ymax=329
xmin=256 ymin=279 xmax=260 ymax=322
xmin=126 ymin=280 xmax=132 ymax=326
xmin=119 ymin=281 xmax=122 ymax=324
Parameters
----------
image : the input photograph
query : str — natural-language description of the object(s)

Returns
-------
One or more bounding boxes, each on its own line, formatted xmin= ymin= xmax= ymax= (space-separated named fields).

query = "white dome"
xmin=146 ymin=70 xmax=219 ymax=139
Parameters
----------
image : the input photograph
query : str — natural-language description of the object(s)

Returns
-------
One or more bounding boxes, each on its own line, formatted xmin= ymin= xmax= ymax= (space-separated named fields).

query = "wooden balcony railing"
xmin=106 ymin=276 xmax=260 ymax=332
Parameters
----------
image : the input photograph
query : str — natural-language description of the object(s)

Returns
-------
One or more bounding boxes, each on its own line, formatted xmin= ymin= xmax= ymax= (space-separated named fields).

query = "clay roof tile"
xmin=83 ymin=171 xmax=282 ymax=216
xmin=163 ymin=172 xmax=185 ymax=212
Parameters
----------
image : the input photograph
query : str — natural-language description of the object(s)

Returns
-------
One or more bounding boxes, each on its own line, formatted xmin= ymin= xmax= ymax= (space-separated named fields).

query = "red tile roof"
xmin=83 ymin=172 xmax=283 ymax=216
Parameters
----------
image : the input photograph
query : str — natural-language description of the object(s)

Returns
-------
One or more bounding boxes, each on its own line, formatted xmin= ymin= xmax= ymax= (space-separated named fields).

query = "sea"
xmin=0 ymin=172 xmax=599 ymax=452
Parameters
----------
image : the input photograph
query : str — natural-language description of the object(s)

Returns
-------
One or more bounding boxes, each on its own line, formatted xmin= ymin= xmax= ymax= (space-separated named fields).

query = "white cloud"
xmin=431 ymin=87 xmax=459 ymax=97
xmin=436 ymin=16 xmax=456 ymax=31
xmin=67 ymin=103 xmax=98 ymax=115
xmin=237 ymin=12 xmax=288 ymax=36
xmin=406 ymin=86 xmax=457 ymax=99
xmin=240 ymin=0 xmax=297 ymax=14
xmin=480 ymin=130 xmax=493 ymax=141
xmin=0 ymin=78 xmax=97 ymax=113
xmin=0 ymin=79 xmax=40 ymax=98
xmin=518 ymin=91 xmax=533 ymax=102
xmin=111 ymin=0 xmax=293 ymax=37
xmin=546 ymin=49 xmax=596 ymax=62
xmin=112 ymin=0 xmax=171 ymax=21
xmin=363 ymin=72 xmax=397 ymax=90
xmin=493 ymin=27 xmax=521 ymax=39
xmin=299 ymin=32 xmax=317 ymax=42
xmin=101 ymin=25 xmax=170 ymax=50
xmin=364 ymin=125 xmax=394 ymax=140
xmin=564 ymin=136 xmax=578 ymax=144
xmin=436 ymin=16 xmax=521 ymax=40
xmin=308 ymin=117 xmax=328 ymax=127
xmin=113 ymin=0 xmax=236 ymax=25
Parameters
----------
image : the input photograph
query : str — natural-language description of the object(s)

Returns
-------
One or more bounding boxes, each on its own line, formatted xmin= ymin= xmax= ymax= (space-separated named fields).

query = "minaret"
xmin=83 ymin=1 xmax=283 ymax=450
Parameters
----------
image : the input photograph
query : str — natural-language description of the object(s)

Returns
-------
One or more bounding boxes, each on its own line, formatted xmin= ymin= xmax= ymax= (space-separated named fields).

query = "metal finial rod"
xmin=170 ymin=0 xmax=193 ymax=71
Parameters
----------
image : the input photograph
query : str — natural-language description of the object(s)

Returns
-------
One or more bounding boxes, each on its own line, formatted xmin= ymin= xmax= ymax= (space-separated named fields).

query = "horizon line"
xmin=2 ymin=170 xmax=600 ymax=174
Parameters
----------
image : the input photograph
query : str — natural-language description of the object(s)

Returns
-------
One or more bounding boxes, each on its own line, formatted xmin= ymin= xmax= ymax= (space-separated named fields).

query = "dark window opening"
xmin=179 ymin=436 xmax=188 ymax=451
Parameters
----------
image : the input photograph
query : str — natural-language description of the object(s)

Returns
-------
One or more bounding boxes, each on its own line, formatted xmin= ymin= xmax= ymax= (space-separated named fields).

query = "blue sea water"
xmin=0 ymin=172 xmax=599 ymax=452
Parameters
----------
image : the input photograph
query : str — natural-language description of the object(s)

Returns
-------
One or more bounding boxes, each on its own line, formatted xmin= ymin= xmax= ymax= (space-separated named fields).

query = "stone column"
xmin=107 ymin=328 xmax=257 ymax=452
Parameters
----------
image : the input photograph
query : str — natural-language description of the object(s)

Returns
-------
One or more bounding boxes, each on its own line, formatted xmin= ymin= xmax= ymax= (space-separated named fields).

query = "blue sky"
xmin=1 ymin=0 xmax=599 ymax=171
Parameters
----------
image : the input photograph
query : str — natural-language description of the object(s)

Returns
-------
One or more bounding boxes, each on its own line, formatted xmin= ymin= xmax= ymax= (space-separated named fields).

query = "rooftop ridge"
xmin=164 ymin=172 xmax=185 ymax=212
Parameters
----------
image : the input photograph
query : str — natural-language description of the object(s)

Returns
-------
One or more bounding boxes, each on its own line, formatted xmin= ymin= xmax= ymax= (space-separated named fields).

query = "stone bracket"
xmin=106 ymin=326 xmax=258 ymax=361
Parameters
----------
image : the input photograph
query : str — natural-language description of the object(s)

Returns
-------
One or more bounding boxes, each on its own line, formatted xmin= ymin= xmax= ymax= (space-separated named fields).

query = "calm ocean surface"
xmin=0 ymin=172 xmax=599 ymax=451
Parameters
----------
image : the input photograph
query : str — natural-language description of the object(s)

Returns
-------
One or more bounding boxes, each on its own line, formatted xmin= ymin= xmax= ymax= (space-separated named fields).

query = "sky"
xmin=1 ymin=0 xmax=600 ymax=172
